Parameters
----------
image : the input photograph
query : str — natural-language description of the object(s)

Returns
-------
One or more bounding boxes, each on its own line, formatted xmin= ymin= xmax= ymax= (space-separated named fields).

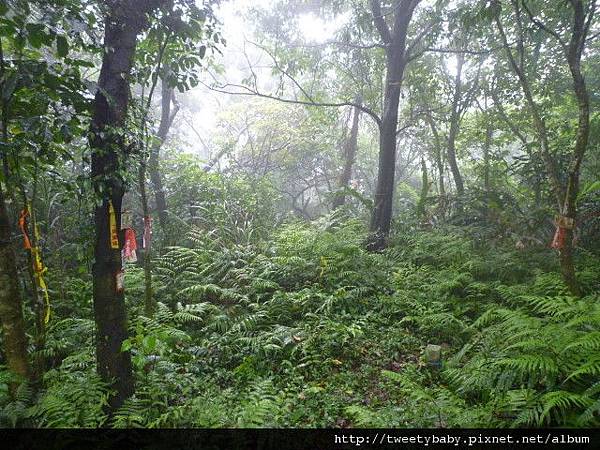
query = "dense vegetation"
xmin=0 ymin=0 xmax=599 ymax=430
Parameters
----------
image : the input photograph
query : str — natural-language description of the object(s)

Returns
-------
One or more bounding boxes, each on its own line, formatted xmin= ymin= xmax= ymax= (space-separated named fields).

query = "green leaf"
xmin=121 ymin=339 xmax=132 ymax=352
xmin=1 ymin=73 xmax=17 ymax=100
xmin=143 ymin=335 xmax=157 ymax=352
xmin=577 ymin=180 xmax=600 ymax=202
xmin=56 ymin=35 xmax=69 ymax=57
xmin=26 ymin=23 xmax=48 ymax=48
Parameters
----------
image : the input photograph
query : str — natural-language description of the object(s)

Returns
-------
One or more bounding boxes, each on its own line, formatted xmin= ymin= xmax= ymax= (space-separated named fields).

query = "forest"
xmin=0 ymin=0 xmax=599 ymax=432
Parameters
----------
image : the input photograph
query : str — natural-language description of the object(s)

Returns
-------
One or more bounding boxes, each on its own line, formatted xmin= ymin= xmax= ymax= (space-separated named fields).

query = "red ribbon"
xmin=551 ymin=227 xmax=567 ymax=249
xmin=122 ymin=228 xmax=137 ymax=263
xmin=143 ymin=216 xmax=152 ymax=251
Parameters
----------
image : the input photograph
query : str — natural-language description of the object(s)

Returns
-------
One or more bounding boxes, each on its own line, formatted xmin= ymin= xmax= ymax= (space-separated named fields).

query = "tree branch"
xmin=201 ymin=79 xmax=382 ymax=127
xmin=370 ymin=0 xmax=392 ymax=44
xmin=521 ymin=0 xmax=568 ymax=54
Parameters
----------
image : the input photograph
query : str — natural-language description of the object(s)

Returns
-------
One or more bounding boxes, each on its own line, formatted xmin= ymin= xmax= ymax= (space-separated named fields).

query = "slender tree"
xmin=446 ymin=51 xmax=465 ymax=197
xmin=493 ymin=0 xmax=595 ymax=296
xmin=368 ymin=0 xmax=421 ymax=250
xmin=333 ymin=97 xmax=361 ymax=209
xmin=148 ymin=81 xmax=179 ymax=235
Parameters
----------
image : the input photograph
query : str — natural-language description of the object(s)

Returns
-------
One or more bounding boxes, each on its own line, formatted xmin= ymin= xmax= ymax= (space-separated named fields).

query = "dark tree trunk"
xmin=447 ymin=52 xmax=465 ymax=197
xmin=0 ymin=184 xmax=30 ymax=387
xmin=148 ymin=81 xmax=179 ymax=236
xmin=90 ymin=0 xmax=166 ymax=412
xmin=333 ymin=98 xmax=361 ymax=209
xmin=368 ymin=0 xmax=419 ymax=250
xmin=0 ymin=39 xmax=30 ymax=389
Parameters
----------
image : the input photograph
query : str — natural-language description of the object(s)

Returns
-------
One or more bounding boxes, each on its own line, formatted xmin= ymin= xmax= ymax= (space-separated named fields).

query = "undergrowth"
xmin=1 ymin=217 xmax=599 ymax=428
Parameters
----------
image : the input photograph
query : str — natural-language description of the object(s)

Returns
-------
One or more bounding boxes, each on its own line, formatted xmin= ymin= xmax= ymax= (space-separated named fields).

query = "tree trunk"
xmin=90 ymin=0 xmax=166 ymax=412
xmin=495 ymin=0 xmax=592 ymax=296
xmin=425 ymin=112 xmax=446 ymax=219
xmin=447 ymin=52 xmax=465 ymax=197
xmin=483 ymin=114 xmax=492 ymax=220
xmin=368 ymin=0 xmax=418 ymax=250
xmin=0 ymin=38 xmax=30 ymax=389
xmin=139 ymin=162 xmax=155 ymax=316
xmin=416 ymin=157 xmax=429 ymax=220
xmin=558 ymin=0 xmax=590 ymax=297
xmin=148 ymin=81 xmax=179 ymax=236
xmin=0 ymin=184 xmax=30 ymax=387
xmin=333 ymin=98 xmax=361 ymax=209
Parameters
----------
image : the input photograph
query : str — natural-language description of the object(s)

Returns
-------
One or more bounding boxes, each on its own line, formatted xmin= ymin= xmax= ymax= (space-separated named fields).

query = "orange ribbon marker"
xmin=18 ymin=207 xmax=32 ymax=249
xmin=550 ymin=215 xmax=575 ymax=250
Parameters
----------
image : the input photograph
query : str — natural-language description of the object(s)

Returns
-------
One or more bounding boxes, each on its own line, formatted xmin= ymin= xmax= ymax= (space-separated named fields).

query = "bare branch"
xmin=200 ymin=79 xmax=382 ymax=128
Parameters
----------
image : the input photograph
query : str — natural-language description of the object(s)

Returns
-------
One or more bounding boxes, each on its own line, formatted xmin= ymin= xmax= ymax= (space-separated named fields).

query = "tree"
xmin=89 ymin=0 xmax=169 ymax=411
xmin=492 ymin=0 xmax=596 ymax=295
xmin=148 ymin=81 xmax=179 ymax=236
xmin=0 ymin=0 xmax=91 ymax=388
xmin=367 ymin=0 xmax=421 ymax=249
xmin=0 ymin=184 xmax=30 ymax=386
xmin=333 ymin=97 xmax=361 ymax=209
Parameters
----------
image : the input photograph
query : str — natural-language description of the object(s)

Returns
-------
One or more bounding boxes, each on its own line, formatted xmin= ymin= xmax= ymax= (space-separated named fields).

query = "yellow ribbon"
xmin=28 ymin=203 xmax=50 ymax=324
xmin=108 ymin=200 xmax=119 ymax=249
xmin=32 ymin=247 xmax=50 ymax=324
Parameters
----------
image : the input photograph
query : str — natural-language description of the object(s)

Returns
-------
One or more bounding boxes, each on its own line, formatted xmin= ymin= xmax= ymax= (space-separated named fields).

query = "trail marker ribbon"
xmin=19 ymin=203 xmax=51 ymax=324
xmin=143 ymin=216 xmax=152 ymax=251
xmin=108 ymin=200 xmax=119 ymax=249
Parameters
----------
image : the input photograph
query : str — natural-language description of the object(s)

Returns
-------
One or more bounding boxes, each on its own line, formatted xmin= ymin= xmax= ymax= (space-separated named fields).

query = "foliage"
xmin=4 ymin=215 xmax=598 ymax=428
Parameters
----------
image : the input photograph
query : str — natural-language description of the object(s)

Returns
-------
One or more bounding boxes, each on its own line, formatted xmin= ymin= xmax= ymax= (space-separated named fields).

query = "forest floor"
xmin=3 ymin=219 xmax=600 ymax=427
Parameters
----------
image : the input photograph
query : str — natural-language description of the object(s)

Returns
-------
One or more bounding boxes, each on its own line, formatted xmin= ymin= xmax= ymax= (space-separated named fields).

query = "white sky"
xmin=174 ymin=0 xmax=349 ymax=160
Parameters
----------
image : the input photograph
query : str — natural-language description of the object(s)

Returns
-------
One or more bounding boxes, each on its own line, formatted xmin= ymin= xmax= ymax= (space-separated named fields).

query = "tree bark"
xmin=90 ymin=0 xmax=166 ymax=412
xmin=148 ymin=81 xmax=179 ymax=236
xmin=0 ymin=184 xmax=30 ymax=387
xmin=483 ymin=115 xmax=492 ymax=220
xmin=416 ymin=157 xmax=429 ymax=220
xmin=368 ymin=0 xmax=419 ymax=250
xmin=139 ymin=162 xmax=155 ymax=316
xmin=0 ymin=37 xmax=30 ymax=389
xmin=425 ymin=111 xmax=446 ymax=219
xmin=333 ymin=97 xmax=361 ymax=209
